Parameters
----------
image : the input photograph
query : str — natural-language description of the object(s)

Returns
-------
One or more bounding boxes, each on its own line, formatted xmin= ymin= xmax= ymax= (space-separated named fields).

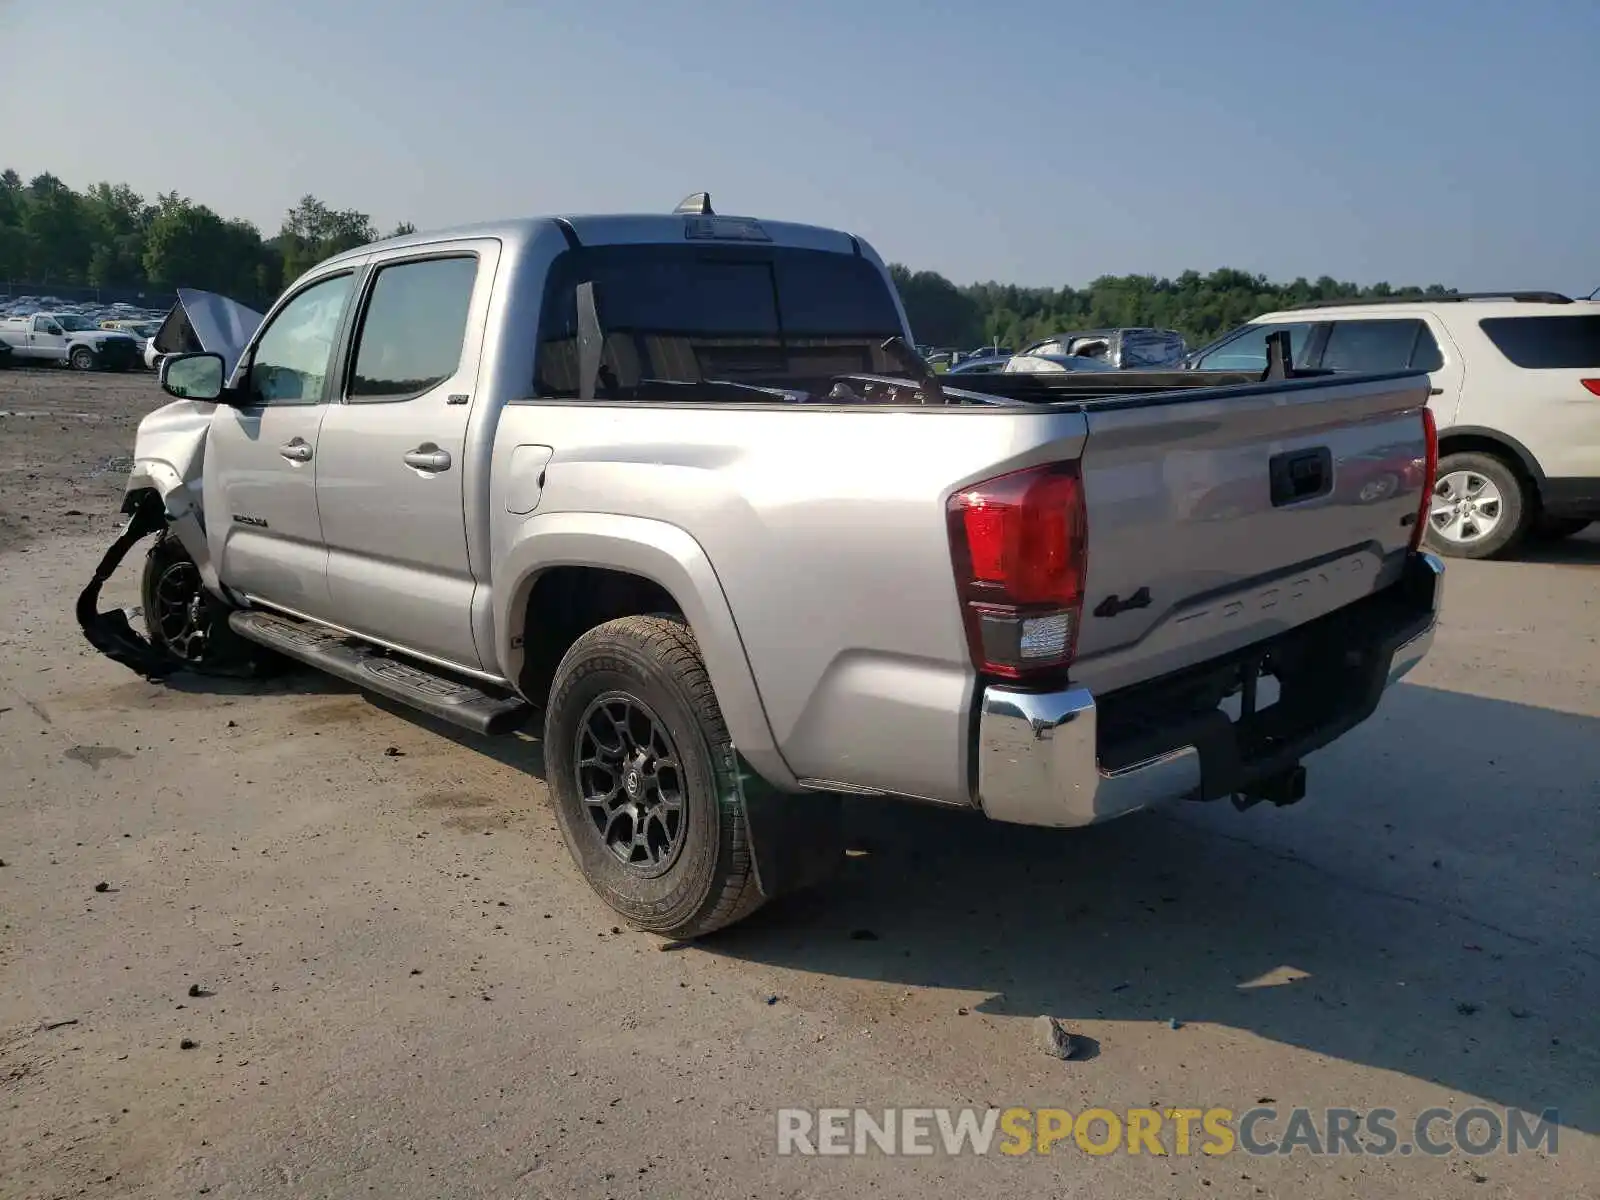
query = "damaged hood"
xmin=153 ymin=288 xmax=266 ymax=376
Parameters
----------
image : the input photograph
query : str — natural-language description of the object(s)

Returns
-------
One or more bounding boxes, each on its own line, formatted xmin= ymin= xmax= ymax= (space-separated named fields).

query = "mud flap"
xmin=733 ymin=755 xmax=845 ymax=901
xmin=75 ymin=492 xmax=178 ymax=679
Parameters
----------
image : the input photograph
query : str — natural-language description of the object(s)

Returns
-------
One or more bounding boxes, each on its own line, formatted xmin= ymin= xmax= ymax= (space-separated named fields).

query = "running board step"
xmin=227 ymin=611 xmax=531 ymax=735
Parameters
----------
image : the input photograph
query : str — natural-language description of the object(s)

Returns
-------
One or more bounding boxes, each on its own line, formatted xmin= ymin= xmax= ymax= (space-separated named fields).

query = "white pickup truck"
xmin=0 ymin=312 xmax=140 ymax=371
xmin=78 ymin=197 xmax=1444 ymax=938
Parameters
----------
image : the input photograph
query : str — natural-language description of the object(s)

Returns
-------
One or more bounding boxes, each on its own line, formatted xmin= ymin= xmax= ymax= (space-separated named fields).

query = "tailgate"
xmin=1070 ymin=372 xmax=1431 ymax=695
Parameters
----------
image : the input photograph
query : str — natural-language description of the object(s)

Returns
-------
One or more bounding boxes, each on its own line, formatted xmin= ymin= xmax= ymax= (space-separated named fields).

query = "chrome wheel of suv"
xmin=1423 ymin=451 xmax=1530 ymax=560
xmin=1430 ymin=469 xmax=1503 ymax=546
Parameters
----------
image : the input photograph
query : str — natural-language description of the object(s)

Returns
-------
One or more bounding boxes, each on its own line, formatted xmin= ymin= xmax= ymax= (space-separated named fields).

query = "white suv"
xmin=1188 ymin=292 xmax=1600 ymax=558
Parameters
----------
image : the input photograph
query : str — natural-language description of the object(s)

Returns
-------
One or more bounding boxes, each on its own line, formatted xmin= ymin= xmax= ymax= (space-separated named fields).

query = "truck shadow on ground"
xmin=1516 ymin=525 xmax=1600 ymax=565
xmin=91 ymin=662 xmax=353 ymax=713
xmin=139 ymin=661 xmax=552 ymax=767
xmin=707 ymin=681 xmax=1600 ymax=1136
xmin=141 ymin=658 xmax=1597 ymax=1136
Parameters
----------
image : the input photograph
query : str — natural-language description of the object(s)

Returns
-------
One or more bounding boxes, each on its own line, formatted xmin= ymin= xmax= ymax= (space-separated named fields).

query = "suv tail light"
xmin=947 ymin=462 xmax=1088 ymax=679
xmin=1409 ymin=405 xmax=1439 ymax=553
xmin=1581 ymin=379 xmax=1600 ymax=396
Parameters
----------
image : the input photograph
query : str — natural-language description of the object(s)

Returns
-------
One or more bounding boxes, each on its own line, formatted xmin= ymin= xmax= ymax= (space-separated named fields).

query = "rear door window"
xmin=1478 ymin=315 xmax=1600 ymax=368
xmin=347 ymin=256 xmax=478 ymax=402
xmin=1410 ymin=324 xmax=1445 ymax=371
xmin=1319 ymin=319 xmax=1429 ymax=373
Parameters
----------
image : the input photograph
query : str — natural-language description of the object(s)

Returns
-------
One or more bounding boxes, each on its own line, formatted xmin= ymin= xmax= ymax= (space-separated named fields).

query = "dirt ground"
xmin=2 ymin=367 xmax=1597 ymax=1199
xmin=0 ymin=369 xmax=149 ymax=554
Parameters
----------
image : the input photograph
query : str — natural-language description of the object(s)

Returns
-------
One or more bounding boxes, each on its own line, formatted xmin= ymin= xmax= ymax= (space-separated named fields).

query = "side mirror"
xmin=160 ymin=352 xmax=226 ymax=402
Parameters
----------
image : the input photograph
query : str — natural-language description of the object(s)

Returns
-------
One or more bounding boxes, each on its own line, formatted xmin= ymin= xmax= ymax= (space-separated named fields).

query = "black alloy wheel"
xmin=149 ymin=556 xmax=213 ymax=663
xmin=574 ymin=692 xmax=688 ymax=877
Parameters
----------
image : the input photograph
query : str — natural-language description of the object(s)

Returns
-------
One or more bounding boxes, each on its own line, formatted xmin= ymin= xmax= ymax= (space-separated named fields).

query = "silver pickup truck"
xmin=79 ymin=197 xmax=1443 ymax=938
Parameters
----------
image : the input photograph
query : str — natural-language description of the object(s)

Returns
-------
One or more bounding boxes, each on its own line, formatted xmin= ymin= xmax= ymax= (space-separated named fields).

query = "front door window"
xmin=246 ymin=274 xmax=355 ymax=405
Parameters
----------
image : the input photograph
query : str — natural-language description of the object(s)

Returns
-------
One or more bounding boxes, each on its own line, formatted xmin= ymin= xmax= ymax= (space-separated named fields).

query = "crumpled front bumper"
xmin=75 ymin=491 xmax=179 ymax=679
xmin=975 ymin=552 xmax=1444 ymax=828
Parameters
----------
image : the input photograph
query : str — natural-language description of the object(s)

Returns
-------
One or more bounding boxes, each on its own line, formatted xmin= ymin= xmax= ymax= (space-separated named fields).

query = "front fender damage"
xmin=75 ymin=491 xmax=176 ymax=679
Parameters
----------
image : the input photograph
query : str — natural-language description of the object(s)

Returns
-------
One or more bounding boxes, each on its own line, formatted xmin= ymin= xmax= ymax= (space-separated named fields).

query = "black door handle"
xmin=1269 ymin=447 xmax=1333 ymax=507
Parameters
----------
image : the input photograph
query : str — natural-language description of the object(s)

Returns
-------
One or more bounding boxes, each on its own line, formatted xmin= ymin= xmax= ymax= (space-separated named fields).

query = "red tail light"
xmin=1581 ymin=379 xmax=1600 ymax=396
xmin=1409 ymin=405 xmax=1439 ymax=553
xmin=947 ymin=461 xmax=1088 ymax=679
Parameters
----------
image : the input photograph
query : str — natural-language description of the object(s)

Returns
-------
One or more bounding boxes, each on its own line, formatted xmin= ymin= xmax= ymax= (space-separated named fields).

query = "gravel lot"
xmin=2 ymin=368 xmax=1597 ymax=1199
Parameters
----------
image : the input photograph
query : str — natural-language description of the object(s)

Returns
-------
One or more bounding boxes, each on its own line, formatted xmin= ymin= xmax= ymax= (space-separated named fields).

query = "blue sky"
xmin=3 ymin=0 xmax=1596 ymax=293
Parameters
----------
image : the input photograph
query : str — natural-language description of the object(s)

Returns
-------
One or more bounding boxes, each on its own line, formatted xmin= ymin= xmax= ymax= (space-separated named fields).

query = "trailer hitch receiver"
xmin=1231 ymin=764 xmax=1308 ymax=812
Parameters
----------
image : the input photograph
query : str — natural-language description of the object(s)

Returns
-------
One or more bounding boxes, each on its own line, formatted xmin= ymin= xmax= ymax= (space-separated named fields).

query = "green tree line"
xmin=888 ymin=265 xmax=1457 ymax=352
xmin=2 ymin=168 xmax=1448 ymax=344
xmin=0 ymin=169 xmax=414 ymax=308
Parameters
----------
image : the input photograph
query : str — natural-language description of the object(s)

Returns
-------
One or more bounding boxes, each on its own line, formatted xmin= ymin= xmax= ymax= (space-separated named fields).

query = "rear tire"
xmin=69 ymin=346 xmax=97 ymax=371
xmin=140 ymin=533 xmax=270 ymax=676
xmin=543 ymin=615 xmax=765 ymax=939
xmin=1423 ymin=451 xmax=1530 ymax=560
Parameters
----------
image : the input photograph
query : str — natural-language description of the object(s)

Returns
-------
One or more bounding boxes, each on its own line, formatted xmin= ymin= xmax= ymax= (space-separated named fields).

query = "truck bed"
xmin=945 ymin=366 xmax=1334 ymax=407
xmin=488 ymin=366 xmax=1432 ymax=804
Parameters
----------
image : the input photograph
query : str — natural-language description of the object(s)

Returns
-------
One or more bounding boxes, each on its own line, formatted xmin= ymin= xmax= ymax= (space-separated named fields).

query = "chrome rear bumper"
xmin=975 ymin=552 xmax=1444 ymax=828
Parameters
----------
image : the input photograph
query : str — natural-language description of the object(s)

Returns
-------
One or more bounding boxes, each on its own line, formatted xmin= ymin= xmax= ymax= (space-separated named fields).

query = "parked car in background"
xmin=1003 ymin=351 xmax=1119 ymax=373
xmin=1192 ymin=292 xmax=1599 ymax=558
xmin=944 ymin=347 xmax=1012 ymax=372
xmin=0 ymin=312 xmax=139 ymax=371
xmin=2 ymin=295 xmax=168 ymax=327
xmin=946 ymin=354 xmax=1010 ymax=376
xmin=1019 ymin=327 xmax=1187 ymax=370
xmin=102 ymin=319 xmax=164 ymax=367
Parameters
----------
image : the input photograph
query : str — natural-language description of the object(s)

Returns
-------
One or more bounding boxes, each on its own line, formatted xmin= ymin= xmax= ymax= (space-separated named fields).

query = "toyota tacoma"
xmin=77 ymin=195 xmax=1444 ymax=937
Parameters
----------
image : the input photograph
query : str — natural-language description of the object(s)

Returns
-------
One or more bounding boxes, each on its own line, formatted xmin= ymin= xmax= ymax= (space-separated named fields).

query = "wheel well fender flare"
xmin=1436 ymin=425 xmax=1547 ymax=496
xmin=494 ymin=511 xmax=794 ymax=788
xmin=122 ymin=461 xmax=220 ymax=594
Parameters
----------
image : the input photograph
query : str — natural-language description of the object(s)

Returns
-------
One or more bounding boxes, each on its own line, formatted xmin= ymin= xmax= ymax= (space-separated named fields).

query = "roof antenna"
xmin=674 ymin=192 xmax=713 ymax=216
